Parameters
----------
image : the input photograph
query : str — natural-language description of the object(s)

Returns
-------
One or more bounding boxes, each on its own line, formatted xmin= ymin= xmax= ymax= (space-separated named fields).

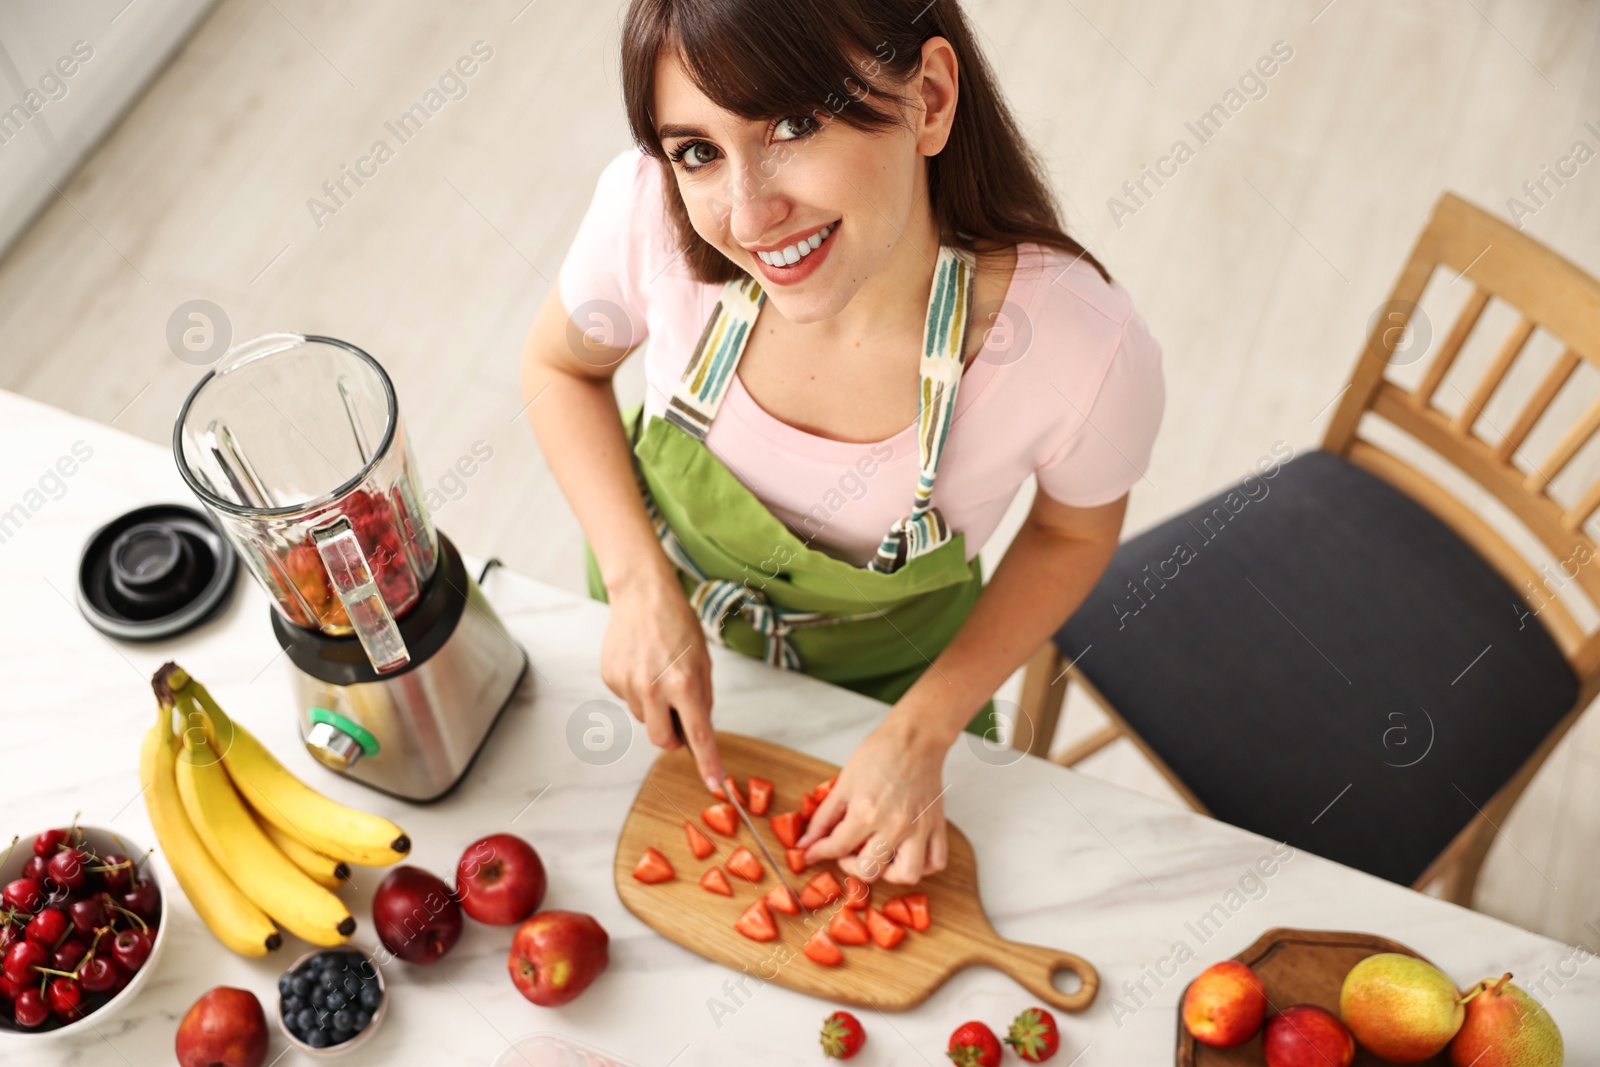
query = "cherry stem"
xmin=103 ymin=899 xmax=148 ymax=933
xmin=0 ymin=836 xmax=17 ymax=870
xmin=34 ymin=967 xmax=76 ymax=979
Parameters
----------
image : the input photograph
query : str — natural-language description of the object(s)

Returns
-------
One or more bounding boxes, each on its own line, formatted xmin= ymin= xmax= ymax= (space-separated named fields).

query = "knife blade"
xmin=725 ymin=779 xmax=800 ymax=898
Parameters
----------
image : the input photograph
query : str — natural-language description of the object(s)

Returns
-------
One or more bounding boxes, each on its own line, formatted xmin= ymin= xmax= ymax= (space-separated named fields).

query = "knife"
xmin=725 ymin=782 xmax=800 ymax=899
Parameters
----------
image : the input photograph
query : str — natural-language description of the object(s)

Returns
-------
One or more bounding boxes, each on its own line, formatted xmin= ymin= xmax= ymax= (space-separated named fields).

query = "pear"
xmin=1448 ymin=974 xmax=1564 ymax=1067
xmin=1339 ymin=952 xmax=1465 ymax=1063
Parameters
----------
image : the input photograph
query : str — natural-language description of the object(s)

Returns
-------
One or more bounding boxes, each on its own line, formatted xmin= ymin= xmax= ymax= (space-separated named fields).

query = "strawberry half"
xmin=828 ymin=907 xmax=869 ymax=945
xmin=715 ymin=775 xmax=746 ymax=808
xmin=702 ymin=803 xmax=737 ymax=837
xmin=785 ymin=847 xmax=810 ymax=874
xmin=734 ymin=898 xmax=777 ymax=942
xmin=885 ymin=891 xmax=931 ymax=931
xmin=699 ymin=866 xmax=733 ymax=896
xmin=820 ymin=1009 xmax=865 ymax=1056
xmin=947 ymin=1021 xmax=1002 ymax=1067
xmin=801 ymin=792 xmax=820 ymax=819
xmin=883 ymin=896 xmax=912 ymax=926
xmin=843 ymin=875 xmax=870 ymax=909
xmin=765 ymin=883 xmax=800 ymax=915
xmin=631 ymin=847 xmax=674 ymax=884
xmin=805 ymin=930 xmax=845 ymax=968
xmin=864 ymin=906 xmax=905 ymax=949
xmin=813 ymin=775 xmax=837 ymax=802
xmin=726 ymin=846 xmax=763 ymax=882
xmin=1004 ymin=1007 xmax=1060 ymax=1062
xmin=684 ymin=820 xmax=714 ymax=860
xmin=747 ymin=776 xmax=773 ymax=816
xmin=770 ymin=812 xmax=806 ymax=848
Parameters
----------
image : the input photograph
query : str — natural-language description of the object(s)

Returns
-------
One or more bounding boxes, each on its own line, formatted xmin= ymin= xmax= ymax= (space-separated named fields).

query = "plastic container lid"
xmin=76 ymin=503 xmax=238 ymax=640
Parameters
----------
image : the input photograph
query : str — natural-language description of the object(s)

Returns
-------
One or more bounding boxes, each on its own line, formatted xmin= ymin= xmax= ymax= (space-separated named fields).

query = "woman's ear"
xmin=913 ymin=36 xmax=960 ymax=156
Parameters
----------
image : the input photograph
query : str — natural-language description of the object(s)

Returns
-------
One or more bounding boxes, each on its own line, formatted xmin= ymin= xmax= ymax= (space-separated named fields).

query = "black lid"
xmin=77 ymin=504 xmax=238 ymax=640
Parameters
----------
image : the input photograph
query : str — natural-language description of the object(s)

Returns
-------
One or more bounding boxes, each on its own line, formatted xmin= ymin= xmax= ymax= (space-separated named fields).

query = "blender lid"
xmin=77 ymin=504 xmax=238 ymax=641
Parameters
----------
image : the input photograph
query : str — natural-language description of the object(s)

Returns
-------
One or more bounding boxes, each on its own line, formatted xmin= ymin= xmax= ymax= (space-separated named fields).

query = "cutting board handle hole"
xmin=1049 ymin=966 xmax=1084 ymax=996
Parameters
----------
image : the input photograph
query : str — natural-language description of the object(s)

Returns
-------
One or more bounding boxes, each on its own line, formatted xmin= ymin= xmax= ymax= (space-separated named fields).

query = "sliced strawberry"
xmin=813 ymin=775 xmax=838 ymax=801
xmin=828 ymin=906 xmax=870 ymax=945
xmin=883 ymin=895 xmax=913 ymax=926
xmin=726 ymin=846 xmax=763 ymax=882
xmin=747 ymin=776 xmax=773 ymax=816
xmin=720 ymin=775 xmax=746 ymax=808
xmin=684 ymin=820 xmax=714 ymax=860
xmin=785 ymin=847 xmax=810 ymax=874
xmin=632 ymin=847 xmax=674 ymax=884
xmin=808 ymin=871 xmax=843 ymax=905
xmin=770 ymin=811 xmax=805 ymax=848
xmin=702 ymin=803 xmax=737 ymax=837
xmin=843 ymin=875 xmax=870 ymax=909
xmin=765 ymin=883 xmax=800 ymax=915
xmin=801 ymin=792 xmax=820 ymax=819
xmin=903 ymin=891 xmax=931 ymax=931
xmin=699 ymin=866 xmax=733 ymax=896
xmin=734 ymin=898 xmax=777 ymax=942
xmin=864 ymin=906 xmax=905 ymax=948
xmin=804 ymin=929 xmax=844 ymax=967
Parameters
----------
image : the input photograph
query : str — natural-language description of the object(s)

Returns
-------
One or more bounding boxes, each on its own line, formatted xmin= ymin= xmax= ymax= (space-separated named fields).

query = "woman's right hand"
xmin=600 ymin=567 xmax=723 ymax=791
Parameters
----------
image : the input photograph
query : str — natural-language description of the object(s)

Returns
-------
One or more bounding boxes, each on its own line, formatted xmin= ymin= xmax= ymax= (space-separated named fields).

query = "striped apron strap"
xmin=870 ymin=244 xmax=977 ymax=574
xmin=664 ymin=275 xmax=766 ymax=442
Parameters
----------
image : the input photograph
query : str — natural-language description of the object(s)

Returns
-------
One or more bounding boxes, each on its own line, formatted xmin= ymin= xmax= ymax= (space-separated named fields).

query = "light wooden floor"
xmin=2 ymin=0 xmax=1598 ymax=948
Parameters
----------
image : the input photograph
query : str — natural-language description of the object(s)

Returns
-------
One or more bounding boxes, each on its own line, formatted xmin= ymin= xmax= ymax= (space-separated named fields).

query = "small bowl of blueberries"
xmin=276 ymin=945 xmax=386 ymax=1055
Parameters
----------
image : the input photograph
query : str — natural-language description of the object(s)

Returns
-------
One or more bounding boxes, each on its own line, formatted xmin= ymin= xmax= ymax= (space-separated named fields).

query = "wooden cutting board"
xmin=1174 ymin=929 xmax=1451 ymax=1065
xmin=613 ymin=731 xmax=1098 ymax=1013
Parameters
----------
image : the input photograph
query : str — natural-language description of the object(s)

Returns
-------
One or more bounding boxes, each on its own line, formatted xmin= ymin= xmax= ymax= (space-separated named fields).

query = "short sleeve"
xmin=557 ymin=146 xmax=650 ymax=350
xmin=1035 ymin=307 xmax=1166 ymax=507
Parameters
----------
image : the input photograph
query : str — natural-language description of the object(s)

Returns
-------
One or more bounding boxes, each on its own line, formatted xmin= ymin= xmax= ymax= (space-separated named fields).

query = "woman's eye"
xmin=679 ymin=142 xmax=718 ymax=168
xmin=773 ymin=116 xmax=817 ymax=141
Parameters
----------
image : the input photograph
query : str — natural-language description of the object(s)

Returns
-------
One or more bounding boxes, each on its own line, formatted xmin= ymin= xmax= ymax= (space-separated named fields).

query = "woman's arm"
xmin=798 ymin=487 xmax=1127 ymax=883
xmin=521 ymin=285 xmax=724 ymax=789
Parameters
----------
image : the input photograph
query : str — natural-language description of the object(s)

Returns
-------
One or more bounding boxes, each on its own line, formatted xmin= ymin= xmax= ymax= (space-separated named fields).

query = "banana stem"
xmin=150 ymin=662 xmax=191 ymax=706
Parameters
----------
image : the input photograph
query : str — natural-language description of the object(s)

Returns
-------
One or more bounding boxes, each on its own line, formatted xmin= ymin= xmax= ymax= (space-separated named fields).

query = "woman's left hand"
xmin=795 ymin=714 xmax=951 ymax=885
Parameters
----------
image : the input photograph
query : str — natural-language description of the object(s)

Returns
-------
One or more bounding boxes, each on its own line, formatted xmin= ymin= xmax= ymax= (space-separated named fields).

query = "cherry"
xmin=0 ymin=923 xmax=19 ymax=955
xmin=2 ymin=878 xmax=43 ymax=913
xmin=120 ymin=880 xmax=160 ymax=923
xmin=77 ymin=956 xmax=123 ymax=994
xmin=46 ymin=849 xmax=90 ymax=893
xmin=24 ymin=908 xmax=68 ymax=947
xmin=12 ymin=987 xmax=49 ymax=1028
xmin=0 ymin=972 xmax=23 ymax=1003
xmin=97 ymin=854 xmax=133 ymax=894
xmin=68 ymin=899 xmax=104 ymax=939
xmin=21 ymin=856 xmax=47 ymax=883
xmin=45 ymin=976 xmax=82 ymax=1020
xmin=50 ymin=937 xmax=88 ymax=973
xmin=110 ymin=928 xmax=151 ymax=973
xmin=32 ymin=829 xmax=71 ymax=858
xmin=3 ymin=940 xmax=46 ymax=986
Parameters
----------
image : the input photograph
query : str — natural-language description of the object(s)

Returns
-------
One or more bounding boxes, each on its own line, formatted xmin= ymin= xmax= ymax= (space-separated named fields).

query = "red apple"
xmin=507 ymin=910 xmax=609 ymax=1007
xmin=175 ymin=987 xmax=268 ymax=1067
xmin=456 ymin=834 xmax=547 ymax=926
xmin=1182 ymin=960 xmax=1268 ymax=1047
xmin=373 ymin=865 xmax=463 ymax=965
xmin=1265 ymin=1004 xmax=1355 ymax=1067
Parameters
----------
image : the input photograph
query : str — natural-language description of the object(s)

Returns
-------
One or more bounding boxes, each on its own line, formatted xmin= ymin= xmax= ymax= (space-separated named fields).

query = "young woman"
xmin=522 ymin=0 xmax=1164 ymax=886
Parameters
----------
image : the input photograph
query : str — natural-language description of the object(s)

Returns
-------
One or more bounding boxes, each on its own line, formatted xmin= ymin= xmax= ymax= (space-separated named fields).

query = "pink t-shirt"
xmin=558 ymin=146 xmax=1166 ymax=566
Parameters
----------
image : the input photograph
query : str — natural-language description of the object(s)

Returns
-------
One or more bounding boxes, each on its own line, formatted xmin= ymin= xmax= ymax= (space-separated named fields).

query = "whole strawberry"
xmin=947 ymin=1021 xmax=1002 ymax=1067
xmin=1005 ymin=1007 xmax=1061 ymax=1062
xmin=821 ymin=1010 xmax=866 ymax=1059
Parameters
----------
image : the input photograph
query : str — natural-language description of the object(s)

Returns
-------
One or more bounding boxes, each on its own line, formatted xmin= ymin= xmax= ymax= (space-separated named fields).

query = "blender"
xmin=173 ymin=333 xmax=528 ymax=802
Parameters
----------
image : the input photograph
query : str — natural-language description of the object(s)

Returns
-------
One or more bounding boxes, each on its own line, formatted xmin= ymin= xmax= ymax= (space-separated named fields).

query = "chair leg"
xmin=1015 ymin=643 xmax=1070 ymax=757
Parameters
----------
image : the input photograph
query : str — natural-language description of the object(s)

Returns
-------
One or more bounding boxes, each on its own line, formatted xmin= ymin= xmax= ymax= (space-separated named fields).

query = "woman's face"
xmin=653 ymin=47 xmax=942 ymax=325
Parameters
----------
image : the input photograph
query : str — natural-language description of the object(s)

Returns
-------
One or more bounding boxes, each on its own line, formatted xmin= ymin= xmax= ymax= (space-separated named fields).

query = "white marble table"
xmin=0 ymin=387 xmax=1594 ymax=1066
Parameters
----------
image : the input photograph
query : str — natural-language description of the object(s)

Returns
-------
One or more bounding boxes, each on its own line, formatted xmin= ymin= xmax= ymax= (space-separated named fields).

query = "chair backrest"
xmin=1323 ymin=192 xmax=1600 ymax=689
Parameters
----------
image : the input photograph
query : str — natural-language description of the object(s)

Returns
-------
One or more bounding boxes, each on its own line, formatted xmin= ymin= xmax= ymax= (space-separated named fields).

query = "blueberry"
xmin=358 ymin=985 xmax=382 ymax=1011
xmin=277 ymin=972 xmax=295 ymax=997
xmin=331 ymin=1028 xmax=354 ymax=1045
xmin=331 ymin=1008 xmax=353 ymax=1031
xmin=354 ymin=1009 xmax=372 ymax=1032
xmin=306 ymin=1028 xmax=331 ymax=1049
xmin=310 ymin=986 xmax=328 ymax=1009
xmin=282 ymin=995 xmax=304 ymax=1017
xmin=326 ymin=990 xmax=346 ymax=1012
xmin=343 ymin=975 xmax=362 ymax=997
xmin=295 ymin=1008 xmax=318 ymax=1032
xmin=290 ymin=974 xmax=312 ymax=999
xmin=319 ymin=969 xmax=340 ymax=991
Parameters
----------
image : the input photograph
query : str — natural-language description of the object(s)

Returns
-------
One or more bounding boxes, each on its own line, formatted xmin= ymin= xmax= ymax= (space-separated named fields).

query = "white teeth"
xmin=757 ymin=222 xmax=835 ymax=267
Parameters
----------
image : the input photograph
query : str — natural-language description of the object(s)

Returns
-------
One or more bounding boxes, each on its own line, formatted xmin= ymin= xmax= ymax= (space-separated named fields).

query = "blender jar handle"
xmin=311 ymin=517 xmax=410 ymax=673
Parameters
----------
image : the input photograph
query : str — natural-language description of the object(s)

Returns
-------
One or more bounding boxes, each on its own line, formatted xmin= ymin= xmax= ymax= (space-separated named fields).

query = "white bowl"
xmin=0 ymin=825 xmax=169 ymax=1043
xmin=276 ymin=944 xmax=388 ymax=1057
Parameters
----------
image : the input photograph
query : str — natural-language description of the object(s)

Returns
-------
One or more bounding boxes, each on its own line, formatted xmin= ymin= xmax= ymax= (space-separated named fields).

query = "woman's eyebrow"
xmin=657 ymin=123 xmax=707 ymax=140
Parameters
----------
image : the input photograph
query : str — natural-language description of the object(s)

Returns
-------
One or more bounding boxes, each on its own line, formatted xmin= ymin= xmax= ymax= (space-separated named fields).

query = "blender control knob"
xmin=306 ymin=721 xmax=364 ymax=770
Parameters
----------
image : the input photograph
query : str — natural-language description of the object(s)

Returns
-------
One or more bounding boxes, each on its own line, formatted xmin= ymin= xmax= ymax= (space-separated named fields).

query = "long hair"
xmin=620 ymin=0 xmax=1111 ymax=286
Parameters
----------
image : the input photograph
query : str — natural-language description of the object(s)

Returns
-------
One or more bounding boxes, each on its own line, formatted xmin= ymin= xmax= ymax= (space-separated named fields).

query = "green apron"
xmin=586 ymin=244 xmax=996 ymax=734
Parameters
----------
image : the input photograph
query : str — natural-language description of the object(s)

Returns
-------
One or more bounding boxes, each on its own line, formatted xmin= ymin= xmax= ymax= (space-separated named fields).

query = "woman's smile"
xmin=747 ymin=218 xmax=841 ymax=287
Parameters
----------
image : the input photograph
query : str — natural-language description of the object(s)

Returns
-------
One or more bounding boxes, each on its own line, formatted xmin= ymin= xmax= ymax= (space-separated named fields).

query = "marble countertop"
xmin=0 ymin=388 xmax=1593 ymax=1065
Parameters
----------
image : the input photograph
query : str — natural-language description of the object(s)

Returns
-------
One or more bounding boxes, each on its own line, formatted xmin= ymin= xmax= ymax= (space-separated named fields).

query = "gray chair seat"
xmin=1055 ymin=449 xmax=1578 ymax=886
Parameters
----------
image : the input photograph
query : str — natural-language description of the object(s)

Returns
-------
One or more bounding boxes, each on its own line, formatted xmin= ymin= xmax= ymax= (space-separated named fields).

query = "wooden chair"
xmin=1016 ymin=192 xmax=1600 ymax=906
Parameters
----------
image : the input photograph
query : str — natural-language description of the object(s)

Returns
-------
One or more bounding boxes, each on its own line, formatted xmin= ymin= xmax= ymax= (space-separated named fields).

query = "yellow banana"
xmin=140 ymin=711 xmax=282 ymax=957
xmin=169 ymin=669 xmax=410 ymax=867
xmin=257 ymin=815 xmax=349 ymax=890
xmin=172 ymin=723 xmax=356 ymax=947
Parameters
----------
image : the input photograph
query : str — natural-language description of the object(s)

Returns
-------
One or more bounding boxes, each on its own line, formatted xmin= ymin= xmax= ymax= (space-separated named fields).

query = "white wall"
xmin=0 ymin=0 xmax=215 ymax=257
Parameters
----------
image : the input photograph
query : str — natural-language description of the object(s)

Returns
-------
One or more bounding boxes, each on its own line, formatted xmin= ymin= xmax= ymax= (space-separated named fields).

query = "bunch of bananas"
xmin=140 ymin=662 xmax=411 ymax=956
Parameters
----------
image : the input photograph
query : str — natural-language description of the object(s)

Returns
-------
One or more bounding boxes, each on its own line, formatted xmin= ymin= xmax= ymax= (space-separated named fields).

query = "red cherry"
xmin=12 ymin=987 xmax=49 ymax=1028
xmin=50 ymin=937 xmax=88 ymax=974
xmin=25 ymin=908 xmax=69 ymax=947
xmin=32 ymin=829 xmax=71 ymax=858
xmin=45 ymin=976 xmax=82 ymax=1020
xmin=68 ymin=899 xmax=105 ymax=939
xmin=21 ymin=856 xmax=47 ymax=883
xmin=0 ymin=923 xmax=19 ymax=955
xmin=3 ymin=940 xmax=46 ymax=985
xmin=110 ymin=928 xmax=151 ymax=972
xmin=98 ymin=854 xmax=133 ymax=894
xmin=3 ymin=878 xmax=44 ymax=913
xmin=0 ymin=972 xmax=24 ymax=1003
xmin=77 ymin=955 xmax=123 ymax=994
xmin=46 ymin=849 xmax=90 ymax=892
xmin=119 ymin=880 xmax=160 ymax=923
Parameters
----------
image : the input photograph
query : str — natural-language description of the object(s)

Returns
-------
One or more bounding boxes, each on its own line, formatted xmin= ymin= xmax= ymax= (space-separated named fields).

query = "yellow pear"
xmin=1448 ymin=974 xmax=1563 ymax=1067
xmin=1339 ymin=952 xmax=1464 ymax=1063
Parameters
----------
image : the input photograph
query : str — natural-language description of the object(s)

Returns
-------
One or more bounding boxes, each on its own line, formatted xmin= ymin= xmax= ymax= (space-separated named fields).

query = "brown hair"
xmin=620 ymin=0 xmax=1112 ymax=286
